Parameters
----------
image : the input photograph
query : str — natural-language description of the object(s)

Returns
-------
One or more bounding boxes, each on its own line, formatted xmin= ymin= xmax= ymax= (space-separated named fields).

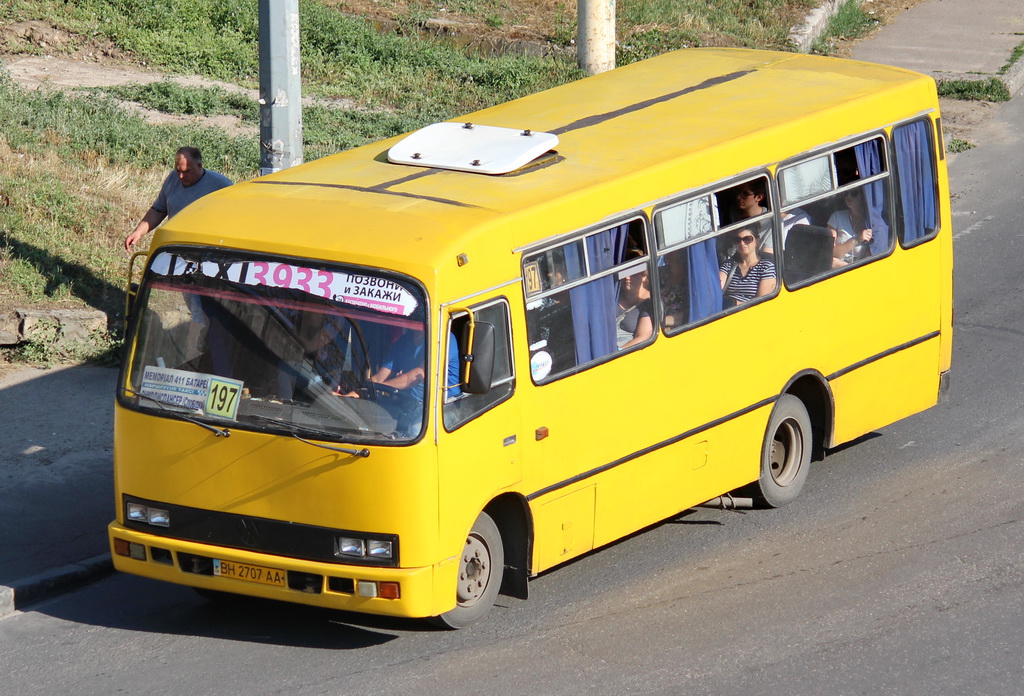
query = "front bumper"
xmin=108 ymin=522 xmax=444 ymax=619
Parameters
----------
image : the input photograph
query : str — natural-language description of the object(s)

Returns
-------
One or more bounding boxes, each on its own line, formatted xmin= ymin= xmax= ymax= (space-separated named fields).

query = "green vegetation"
xmin=947 ymin=138 xmax=975 ymax=154
xmin=98 ymin=81 xmax=258 ymax=121
xmin=999 ymin=39 xmax=1024 ymax=75
xmin=937 ymin=77 xmax=1011 ymax=102
xmin=618 ymin=0 xmax=810 ymax=64
xmin=32 ymin=0 xmax=582 ymax=118
xmin=0 ymin=71 xmax=257 ymax=175
xmin=810 ymin=0 xmax=879 ymax=55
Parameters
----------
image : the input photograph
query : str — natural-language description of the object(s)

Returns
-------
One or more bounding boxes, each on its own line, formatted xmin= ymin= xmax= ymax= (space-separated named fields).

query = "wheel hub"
xmin=457 ymin=534 xmax=491 ymax=605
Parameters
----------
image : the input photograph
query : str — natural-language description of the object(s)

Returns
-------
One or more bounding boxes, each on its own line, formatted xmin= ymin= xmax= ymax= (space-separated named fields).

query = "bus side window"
xmin=893 ymin=119 xmax=939 ymax=246
xmin=524 ymin=219 xmax=649 ymax=381
xmin=657 ymin=177 xmax=777 ymax=333
xmin=780 ymin=136 xmax=893 ymax=285
xmin=444 ymin=301 xmax=515 ymax=432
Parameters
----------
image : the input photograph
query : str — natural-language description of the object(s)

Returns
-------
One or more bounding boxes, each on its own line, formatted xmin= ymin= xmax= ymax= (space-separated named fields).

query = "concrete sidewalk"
xmin=0 ymin=365 xmax=116 ymax=617
xmin=851 ymin=0 xmax=1024 ymax=94
xmin=1 ymin=0 xmax=1023 ymax=619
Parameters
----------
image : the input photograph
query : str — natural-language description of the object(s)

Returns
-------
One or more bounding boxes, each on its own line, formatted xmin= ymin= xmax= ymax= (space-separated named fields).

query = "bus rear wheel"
xmin=754 ymin=394 xmax=811 ymax=508
xmin=430 ymin=511 xmax=504 ymax=629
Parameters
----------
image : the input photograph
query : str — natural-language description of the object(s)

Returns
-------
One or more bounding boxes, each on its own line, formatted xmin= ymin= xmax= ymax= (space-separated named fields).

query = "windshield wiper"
xmin=248 ymin=414 xmax=370 ymax=458
xmin=123 ymin=389 xmax=230 ymax=437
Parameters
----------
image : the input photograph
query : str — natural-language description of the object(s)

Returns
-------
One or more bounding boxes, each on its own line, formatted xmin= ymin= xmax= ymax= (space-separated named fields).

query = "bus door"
xmin=436 ymin=297 xmax=521 ymax=552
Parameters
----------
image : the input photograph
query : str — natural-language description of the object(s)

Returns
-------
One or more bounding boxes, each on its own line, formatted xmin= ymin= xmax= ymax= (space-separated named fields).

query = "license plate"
xmin=213 ymin=559 xmax=287 ymax=588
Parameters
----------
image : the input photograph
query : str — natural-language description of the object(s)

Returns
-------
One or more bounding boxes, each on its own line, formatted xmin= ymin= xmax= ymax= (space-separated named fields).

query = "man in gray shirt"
xmin=123 ymin=146 xmax=232 ymax=251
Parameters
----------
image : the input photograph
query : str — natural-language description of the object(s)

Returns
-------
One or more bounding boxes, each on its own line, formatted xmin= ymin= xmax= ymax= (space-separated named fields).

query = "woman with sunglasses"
xmin=719 ymin=227 xmax=777 ymax=306
xmin=827 ymin=186 xmax=874 ymax=265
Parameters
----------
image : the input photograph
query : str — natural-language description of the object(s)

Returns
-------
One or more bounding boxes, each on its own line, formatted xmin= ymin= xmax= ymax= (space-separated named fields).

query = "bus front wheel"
xmin=754 ymin=394 xmax=811 ymax=508
xmin=430 ymin=511 xmax=504 ymax=629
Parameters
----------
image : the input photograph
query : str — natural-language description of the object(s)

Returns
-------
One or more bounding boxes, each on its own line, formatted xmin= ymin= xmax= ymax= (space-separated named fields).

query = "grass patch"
xmin=810 ymin=0 xmax=879 ymax=55
xmin=999 ymin=39 xmax=1024 ymax=75
xmin=0 ymin=71 xmax=258 ymax=175
xmin=18 ymin=0 xmax=581 ymax=120
xmin=937 ymin=77 xmax=1011 ymax=102
xmin=99 ymin=81 xmax=258 ymax=121
xmin=0 ymin=147 xmax=139 ymax=318
xmin=94 ymin=81 xmax=426 ymax=161
xmin=947 ymin=138 xmax=975 ymax=154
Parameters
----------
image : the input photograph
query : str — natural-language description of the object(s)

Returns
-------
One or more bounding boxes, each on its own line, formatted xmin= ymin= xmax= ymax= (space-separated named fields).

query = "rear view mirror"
xmin=461 ymin=321 xmax=495 ymax=394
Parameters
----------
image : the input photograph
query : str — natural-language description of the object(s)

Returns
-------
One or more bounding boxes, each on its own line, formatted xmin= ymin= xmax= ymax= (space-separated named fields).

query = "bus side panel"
xmin=836 ymin=240 xmax=944 ymax=448
xmin=772 ymin=227 xmax=942 ymax=448
xmin=829 ymin=339 xmax=940 ymax=445
xmin=591 ymin=407 xmax=769 ymax=551
xmin=531 ymin=485 xmax=596 ymax=571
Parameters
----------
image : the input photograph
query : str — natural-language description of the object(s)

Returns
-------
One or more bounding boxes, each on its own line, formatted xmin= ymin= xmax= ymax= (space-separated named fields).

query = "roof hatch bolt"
xmin=470 ymin=159 xmax=482 ymax=166
xmin=411 ymin=152 xmax=422 ymax=160
xmin=463 ymin=122 xmax=474 ymax=129
xmin=522 ymin=129 xmax=533 ymax=136
xmin=457 ymin=253 xmax=469 ymax=267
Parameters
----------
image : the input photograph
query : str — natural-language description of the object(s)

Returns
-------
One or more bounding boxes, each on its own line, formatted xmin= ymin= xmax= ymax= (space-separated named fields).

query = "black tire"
xmin=753 ymin=394 xmax=812 ymax=508
xmin=429 ymin=511 xmax=504 ymax=629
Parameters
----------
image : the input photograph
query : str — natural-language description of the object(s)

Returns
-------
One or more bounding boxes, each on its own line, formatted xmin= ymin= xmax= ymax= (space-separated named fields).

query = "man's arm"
xmin=124 ymin=207 xmax=167 ymax=251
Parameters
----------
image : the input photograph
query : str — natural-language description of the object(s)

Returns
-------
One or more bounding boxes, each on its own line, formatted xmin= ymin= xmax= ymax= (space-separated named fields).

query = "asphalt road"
xmin=2 ymin=92 xmax=1023 ymax=696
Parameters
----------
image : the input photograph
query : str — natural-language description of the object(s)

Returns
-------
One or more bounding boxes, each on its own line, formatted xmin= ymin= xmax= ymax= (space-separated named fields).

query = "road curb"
xmin=934 ymin=55 xmax=1024 ymax=98
xmin=0 ymin=554 xmax=113 ymax=618
xmin=788 ymin=0 xmax=846 ymax=52
xmin=1000 ymin=55 xmax=1024 ymax=96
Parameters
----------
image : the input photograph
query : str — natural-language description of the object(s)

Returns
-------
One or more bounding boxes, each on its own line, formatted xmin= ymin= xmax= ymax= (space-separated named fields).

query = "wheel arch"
xmin=484 ymin=492 xmax=533 ymax=600
xmin=780 ymin=369 xmax=833 ymax=461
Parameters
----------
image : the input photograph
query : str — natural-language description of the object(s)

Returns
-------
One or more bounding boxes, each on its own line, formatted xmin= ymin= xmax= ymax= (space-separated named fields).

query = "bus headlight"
xmin=126 ymin=502 xmax=170 ymax=527
xmin=367 ymin=540 xmax=393 ymax=559
xmin=336 ymin=536 xmax=394 ymax=562
xmin=337 ymin=537 xmax=365 ymax=557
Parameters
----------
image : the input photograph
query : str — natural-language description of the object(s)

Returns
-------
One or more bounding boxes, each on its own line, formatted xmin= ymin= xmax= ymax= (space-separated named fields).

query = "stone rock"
xmin=14 ymin=308 xmax=109 ymax=347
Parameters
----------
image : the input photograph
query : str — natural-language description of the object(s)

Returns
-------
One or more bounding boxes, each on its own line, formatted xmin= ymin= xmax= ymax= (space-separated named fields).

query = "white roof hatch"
xmin=387 ymin=122 xmax=559 ymax=175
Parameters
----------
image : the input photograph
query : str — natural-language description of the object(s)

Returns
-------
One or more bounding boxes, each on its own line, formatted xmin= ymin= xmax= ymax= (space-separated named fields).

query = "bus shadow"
xmin=826 ymin=431 xmax=883 ymax=456
xmin=30 ymin=574 xmax=448 ymax=649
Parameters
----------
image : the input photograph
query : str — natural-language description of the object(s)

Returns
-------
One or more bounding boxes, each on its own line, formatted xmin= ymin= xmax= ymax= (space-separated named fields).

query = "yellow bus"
xmin=109 ymin=47 xmax=951 ymax=628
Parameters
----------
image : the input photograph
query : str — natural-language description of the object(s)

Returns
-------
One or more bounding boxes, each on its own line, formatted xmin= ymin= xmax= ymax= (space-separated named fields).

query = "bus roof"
xmin=161 ymin=48 xmax=937 ymax=288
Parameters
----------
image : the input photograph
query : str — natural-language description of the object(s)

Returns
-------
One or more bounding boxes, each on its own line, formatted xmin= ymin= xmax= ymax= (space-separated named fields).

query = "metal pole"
xmin=577 ymin=0 xmax=616 ymax=75
xmin=259 ymin=0 xmax=304 ymax=176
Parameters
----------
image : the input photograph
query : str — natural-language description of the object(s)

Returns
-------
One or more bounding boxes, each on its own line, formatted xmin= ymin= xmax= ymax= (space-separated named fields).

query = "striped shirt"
xmin=720 ymin=258 xmax=776 ymax=305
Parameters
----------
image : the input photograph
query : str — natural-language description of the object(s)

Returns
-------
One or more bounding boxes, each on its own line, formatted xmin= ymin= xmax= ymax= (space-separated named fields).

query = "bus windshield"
xmin=124 ymin=248 xmax=429 ymax=444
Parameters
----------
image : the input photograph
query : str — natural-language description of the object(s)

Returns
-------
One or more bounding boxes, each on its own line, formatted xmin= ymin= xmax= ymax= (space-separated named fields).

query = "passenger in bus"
xmin=719 ymin=228 xmax=777 ymax=305
xmin=660 ymin=249 xmax=688 ymax=329
xmin=828 ymin=188 xmax=873 ymax=265
xmin=764 ymin=207 xmax=811 ymax=257
xmin=725 ymin=179 xmax=775 ymax=257
xmin=616 ymin=253 xmax=653 ymax=349
xmin=729 ymin=179 xmax=769 ymax=223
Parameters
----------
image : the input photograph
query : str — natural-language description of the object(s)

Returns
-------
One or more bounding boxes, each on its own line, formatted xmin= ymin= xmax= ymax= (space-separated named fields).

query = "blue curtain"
xmin=854 ymin=140 xmax=890 ymax=255
xmin=687 ymin=238 xmax=723 ymax=322
xmin=566 ymin=225 xmax=627 ymax=363
xmin=894 ymin=121 xmax=937 ymax=244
